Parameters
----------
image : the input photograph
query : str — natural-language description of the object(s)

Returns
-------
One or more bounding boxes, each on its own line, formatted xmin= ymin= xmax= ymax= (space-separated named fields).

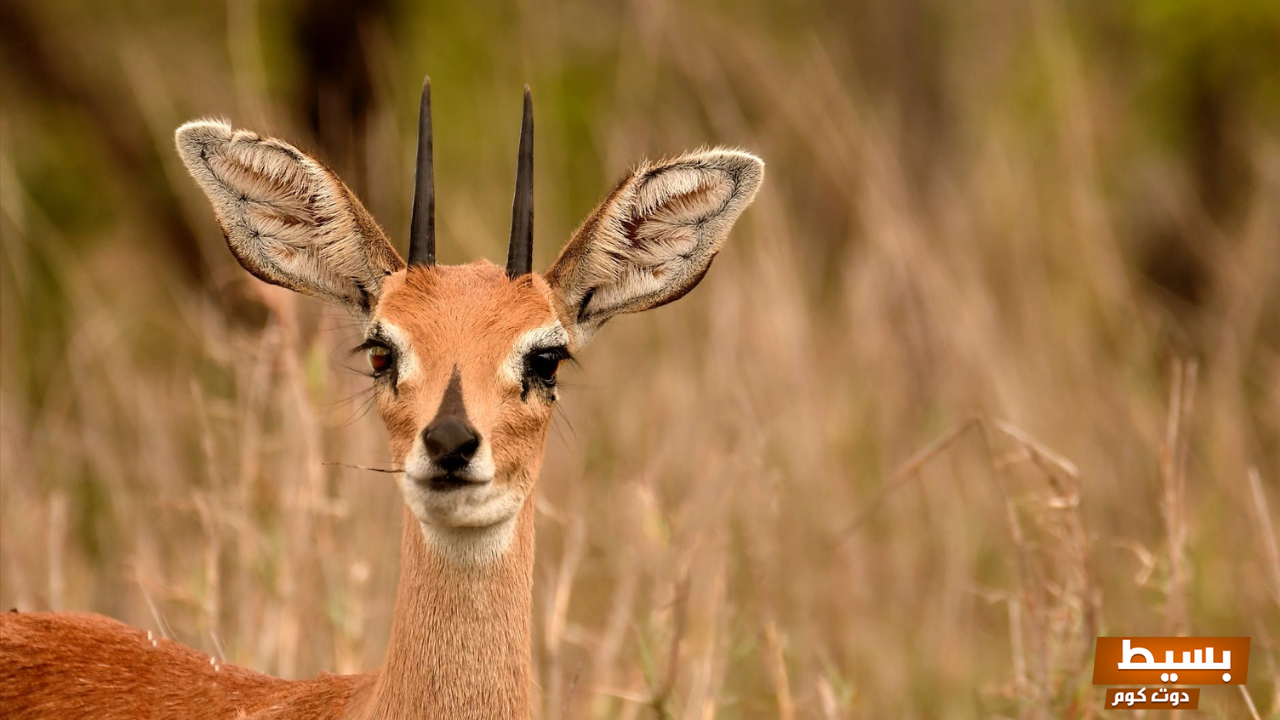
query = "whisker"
xmin=553 ymin=403 xmax=577 ymax=444
xmin=326 ymin=385 xmax=375 ymax=410
xmin=336 ymin=393 xmax=378 ymax=428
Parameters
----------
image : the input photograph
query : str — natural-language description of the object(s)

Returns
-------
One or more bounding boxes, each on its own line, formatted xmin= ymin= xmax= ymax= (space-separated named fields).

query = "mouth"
xmin=415 ymin=473 xmax=490 ymax=492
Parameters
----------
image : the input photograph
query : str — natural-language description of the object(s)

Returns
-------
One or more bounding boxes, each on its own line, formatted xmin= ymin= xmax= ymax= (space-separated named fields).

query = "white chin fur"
xmin=397 ymin=474 xmax=526 ymax=564
xmin=398 ymin=434 xmax=516 ymax=527
xmin=418 ymin=516 xmax=520 ymax=567
xmin=398 ymin=473 xmax=523 ymax=528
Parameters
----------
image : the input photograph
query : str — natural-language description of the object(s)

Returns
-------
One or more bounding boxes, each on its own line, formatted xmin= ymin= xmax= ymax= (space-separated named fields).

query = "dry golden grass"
xmin=2 ymin=1 xmax=1278 ymax=718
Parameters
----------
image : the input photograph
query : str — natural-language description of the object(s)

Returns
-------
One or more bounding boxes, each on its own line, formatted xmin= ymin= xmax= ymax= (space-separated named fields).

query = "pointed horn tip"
xmin=507 ymin=84 xmax=535 ymax=278
xmin=408 ymin=75 xmax=436 ymax=269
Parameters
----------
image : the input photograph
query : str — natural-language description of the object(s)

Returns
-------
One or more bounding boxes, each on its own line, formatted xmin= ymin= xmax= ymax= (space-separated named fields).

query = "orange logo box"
xmin=1093 ymin=637 xmax=1250 ymax=686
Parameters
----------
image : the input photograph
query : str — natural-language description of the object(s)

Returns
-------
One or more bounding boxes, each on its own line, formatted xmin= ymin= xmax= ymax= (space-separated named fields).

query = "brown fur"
xmin=0 ymin=121 xmax=762 ymax=719
xmin=0 ymin=612 xmax=372 ymax=719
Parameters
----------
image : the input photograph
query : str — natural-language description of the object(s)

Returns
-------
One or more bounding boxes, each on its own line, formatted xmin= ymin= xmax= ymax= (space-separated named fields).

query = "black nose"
xmin=422 ymin=417 xmax=480 ymax=472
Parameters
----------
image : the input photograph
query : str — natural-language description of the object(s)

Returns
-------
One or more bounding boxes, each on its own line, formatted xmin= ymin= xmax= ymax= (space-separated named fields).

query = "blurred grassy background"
xmin=1 ymin=0 xmax=1279 ymax=717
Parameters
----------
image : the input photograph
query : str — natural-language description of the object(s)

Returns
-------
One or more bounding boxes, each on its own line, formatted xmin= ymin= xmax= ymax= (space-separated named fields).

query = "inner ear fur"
xmin=545 ymin=148 xmax=763 ymax=348
xmin=175 ymin=120 xmax=404 ymax=313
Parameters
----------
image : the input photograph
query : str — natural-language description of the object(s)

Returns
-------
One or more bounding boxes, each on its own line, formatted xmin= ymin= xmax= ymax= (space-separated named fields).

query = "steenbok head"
xmin=175 ymin=82 xmax=763 ymax=561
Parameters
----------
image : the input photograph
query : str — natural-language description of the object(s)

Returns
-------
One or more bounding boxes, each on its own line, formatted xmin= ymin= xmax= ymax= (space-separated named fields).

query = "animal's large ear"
xmin=175 ymin=120 xmax=404 ymax=314
xmin=544 ymin=148 xmax=763 ymax=350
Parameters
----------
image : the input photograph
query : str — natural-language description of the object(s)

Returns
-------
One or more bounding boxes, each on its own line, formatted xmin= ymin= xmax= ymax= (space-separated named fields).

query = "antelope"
xmin=0 ymin=78 xmax=762 ymax=719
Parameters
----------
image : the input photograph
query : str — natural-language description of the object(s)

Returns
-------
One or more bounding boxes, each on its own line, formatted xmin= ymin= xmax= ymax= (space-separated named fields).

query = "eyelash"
xmin=352 ymin=339 xmax=396 ymax=380
xmin=522 ymin=346 xmax=572 ymax=398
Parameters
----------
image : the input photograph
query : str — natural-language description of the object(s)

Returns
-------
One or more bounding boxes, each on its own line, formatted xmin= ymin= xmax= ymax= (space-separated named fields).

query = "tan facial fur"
xmin=368 ymin=264 xmax=563 ymax=550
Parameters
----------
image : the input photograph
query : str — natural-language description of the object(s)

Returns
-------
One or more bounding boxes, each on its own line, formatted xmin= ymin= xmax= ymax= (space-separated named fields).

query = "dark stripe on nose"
xmin=422 ymin=367 xmax=479 ymax=472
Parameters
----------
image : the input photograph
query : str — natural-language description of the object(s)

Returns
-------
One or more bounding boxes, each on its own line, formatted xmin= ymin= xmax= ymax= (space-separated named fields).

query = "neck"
xmin=361 ymin=500 xmax=535 ymax=720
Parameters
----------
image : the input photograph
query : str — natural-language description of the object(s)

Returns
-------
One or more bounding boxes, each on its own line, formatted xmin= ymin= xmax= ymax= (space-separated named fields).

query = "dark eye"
xmin=367 ymin=344 xmax=393 ymax=376
xmin=525 ymin=347 xmax=569 ymax=388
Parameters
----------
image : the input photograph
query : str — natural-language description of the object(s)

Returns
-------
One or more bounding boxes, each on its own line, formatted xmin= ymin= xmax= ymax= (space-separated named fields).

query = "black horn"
xmin=506 ymin=86 xmax=534 ymax=278
xmin=408 ymin=76 xmax=435 ymax=267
